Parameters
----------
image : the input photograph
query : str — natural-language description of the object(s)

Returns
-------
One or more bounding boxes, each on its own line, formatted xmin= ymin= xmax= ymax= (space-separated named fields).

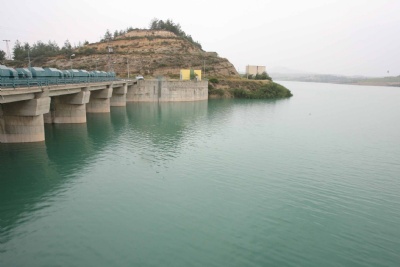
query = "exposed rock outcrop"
xmin=45 ymin=30 xmax=239 ymax=78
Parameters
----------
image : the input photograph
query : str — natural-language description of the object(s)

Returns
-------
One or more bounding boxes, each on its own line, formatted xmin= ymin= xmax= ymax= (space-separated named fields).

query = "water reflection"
xmin=123 ymin=101 xmax=209 ymax=169
xmin=45 ymin=123 xmax=92 ymax=173
xmin=0 ymin=142 xmax=58 ymax=243
xmin=86 ymin=113 xmax=114 ymax=147
xmin=0 ymin=101 xmax=212 ymax=241
xmin=126 ymin=101 xmax=208 ymax=138
xmin=206 ymin=98 xmax=285 ymax=122
xmin=126 ymin=101 xmax=208 ymax=152
xmin=2 ymin=100 xmax=264 ymax=246
xmin=110 ymin=107 xmax=129 ymax=133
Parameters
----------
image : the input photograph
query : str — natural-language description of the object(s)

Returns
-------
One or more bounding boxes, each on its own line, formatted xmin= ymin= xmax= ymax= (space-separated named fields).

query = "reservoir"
xmin=1 ymin=81 xmax=400 ymax=266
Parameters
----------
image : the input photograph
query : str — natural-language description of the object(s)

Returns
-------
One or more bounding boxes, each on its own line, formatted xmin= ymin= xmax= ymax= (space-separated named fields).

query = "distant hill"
xmin=268 ymin=66 xmax=311 ymax=75
xmin=270 ymin=70 xmax=400 ymax=87
xmin=42 ymin=29 xmax=239 ymax=78
xmin=270 ymin=72 xmax=365 ymax=84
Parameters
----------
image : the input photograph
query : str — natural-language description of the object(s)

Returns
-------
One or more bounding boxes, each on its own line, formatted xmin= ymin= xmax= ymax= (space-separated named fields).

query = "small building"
xmin=246 ymin=65 xmax=266 ymax=76
xmin=180 ymin=69 xmax=202 ymax=81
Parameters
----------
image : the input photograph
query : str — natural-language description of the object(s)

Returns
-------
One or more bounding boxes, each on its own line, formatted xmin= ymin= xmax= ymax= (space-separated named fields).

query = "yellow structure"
xmin=180 ymin=69 xmax=202 ymax=81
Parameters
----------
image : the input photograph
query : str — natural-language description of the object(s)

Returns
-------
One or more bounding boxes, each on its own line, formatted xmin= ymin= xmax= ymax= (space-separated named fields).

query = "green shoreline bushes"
xmin=231 ymin=82 xmax=292 ymax=99
xmin=208 ymin=77 xmax=293 ymax=99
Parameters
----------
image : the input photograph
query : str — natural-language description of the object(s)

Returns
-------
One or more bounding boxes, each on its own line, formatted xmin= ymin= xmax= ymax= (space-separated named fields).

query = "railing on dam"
xmin=0 ymin=64 xmax=117 ymax=89
xmin=0 ymin=76 xmax=118 ymax=89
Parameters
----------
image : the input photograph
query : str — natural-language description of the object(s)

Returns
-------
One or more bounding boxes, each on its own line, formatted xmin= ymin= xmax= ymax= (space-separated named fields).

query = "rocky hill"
xmin=44 ymin=30 xmax=239 ymax=78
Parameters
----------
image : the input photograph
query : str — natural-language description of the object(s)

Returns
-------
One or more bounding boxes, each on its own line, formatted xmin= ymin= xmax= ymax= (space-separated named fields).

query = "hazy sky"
xmin=1 ymin=0 xmax=399 ymax=76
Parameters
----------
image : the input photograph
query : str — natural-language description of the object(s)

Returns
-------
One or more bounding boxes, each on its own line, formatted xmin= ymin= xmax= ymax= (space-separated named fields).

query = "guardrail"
xmin=0 ymin=77 xmax=118 ymax=89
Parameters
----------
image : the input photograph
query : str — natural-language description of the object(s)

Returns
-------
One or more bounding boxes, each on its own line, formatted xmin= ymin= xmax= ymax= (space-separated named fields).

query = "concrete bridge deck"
xmin=0 ymin=80 xmax=133 ymax=104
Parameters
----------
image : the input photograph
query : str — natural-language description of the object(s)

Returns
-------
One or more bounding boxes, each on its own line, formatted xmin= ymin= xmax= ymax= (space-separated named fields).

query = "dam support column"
xmin=126 ymin=83 xmax=137 ymax=102
xmin=110 ymin=83 xmax=127 ymax=107
xmin=0 ymin=96 xmax=51 ymax=143
xmin=86 ymin=86 xmax=113 ymax=113
xmin=44 ymin=90 xmax=90 ymax=124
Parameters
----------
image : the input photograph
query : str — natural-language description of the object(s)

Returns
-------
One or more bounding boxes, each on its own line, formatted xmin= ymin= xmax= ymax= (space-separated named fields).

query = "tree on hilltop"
xmin=104 ymin=29 xmax=112 ymax=41
xmin=256 ymin=71 xmax=272 ymax=81
xmin=0 ymin=50 xmax=5 ymax=61
xmin=13 ymin=40 xmax=25 ymax=61
xmin=149 ymin=18 xmax=202 ymax=49
xmin=62 ymin=40 xmax=73 ymax=55
xmin=248 ymin=71 xmax=272 ymax=81
xmin=12 ymin=39 xmax=61 ymax=62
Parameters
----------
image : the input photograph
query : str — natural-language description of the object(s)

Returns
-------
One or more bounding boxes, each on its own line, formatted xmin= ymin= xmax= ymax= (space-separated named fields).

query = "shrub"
xmin=168 ymin=74 xmax=180 ymax=79
xmin=208 ymin=77 xmax=219 ymax=84
xmin=247 ymin=71 xmax=272 ymax=81
xmin=0 ymin=50 xmax=5 ymax=61
xmin=231 ymin=88 xmax=250 ymax=98
xmin=189 ymin=69 xmax=197 ymax=80
xmin=209 ymin=87 xmax=225 ymax=96
xmin=231 ymin=83 xmax=292 ymax=99
xmin=213 ymin=89 xmax=225 ymax=96
xmin=255 ymin=71 xmax=272 ymax=81
xmin=79 ymin=47 xmax=96 ymax=56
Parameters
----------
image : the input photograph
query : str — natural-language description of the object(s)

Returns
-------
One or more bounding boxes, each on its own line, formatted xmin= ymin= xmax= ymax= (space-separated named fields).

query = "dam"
xmin=0 ymin=79 xmax=208 ymax=143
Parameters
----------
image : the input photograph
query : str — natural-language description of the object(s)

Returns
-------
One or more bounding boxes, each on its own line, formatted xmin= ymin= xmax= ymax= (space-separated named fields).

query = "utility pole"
xmin=27 ymin=49 xmax=31 ymax=68
xmin=70 ymin=54 xmax=75 ymax=70
xmin=203 ymin=58 xmax=205 ymax=78
xmin=107 ymin=38 xmax=113 ymax=72
xmin=126 ymin=57 xmax=130 ymax=79
xmin=3 ymin=40 xmax=11 ymax=60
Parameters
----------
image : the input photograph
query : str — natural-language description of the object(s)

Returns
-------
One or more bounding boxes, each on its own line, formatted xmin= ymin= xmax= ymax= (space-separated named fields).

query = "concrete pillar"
xmin=86 ymin=86 xmax=113 ymax=113
xmin=110 ymin=83 xmax=127 ymax=107
xmin=44 ymin=91 xmax=90 ymax=124
xmin=0 ymin=97 xmax=51 ymax=143
xmin=126 ymin=84 xmax=135 ymax=102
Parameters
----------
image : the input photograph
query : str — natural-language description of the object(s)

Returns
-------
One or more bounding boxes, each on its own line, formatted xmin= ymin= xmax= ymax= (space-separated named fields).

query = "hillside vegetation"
xmin=208 ymin=78 xmax=293 ymax=99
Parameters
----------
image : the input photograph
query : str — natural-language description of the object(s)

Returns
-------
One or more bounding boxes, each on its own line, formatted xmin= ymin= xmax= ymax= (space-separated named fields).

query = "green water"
xmin=1 ymin=81 xmax=400 ymax=266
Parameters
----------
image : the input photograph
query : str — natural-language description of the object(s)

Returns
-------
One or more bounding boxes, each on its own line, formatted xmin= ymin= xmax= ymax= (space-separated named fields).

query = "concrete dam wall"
xmin=127 ymin=79 xmax=208 ymax=102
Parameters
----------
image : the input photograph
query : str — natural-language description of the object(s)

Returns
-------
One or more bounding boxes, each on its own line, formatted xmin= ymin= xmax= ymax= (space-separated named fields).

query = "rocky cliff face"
xmin=45 ymin=30 xmax=239 ymax=78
